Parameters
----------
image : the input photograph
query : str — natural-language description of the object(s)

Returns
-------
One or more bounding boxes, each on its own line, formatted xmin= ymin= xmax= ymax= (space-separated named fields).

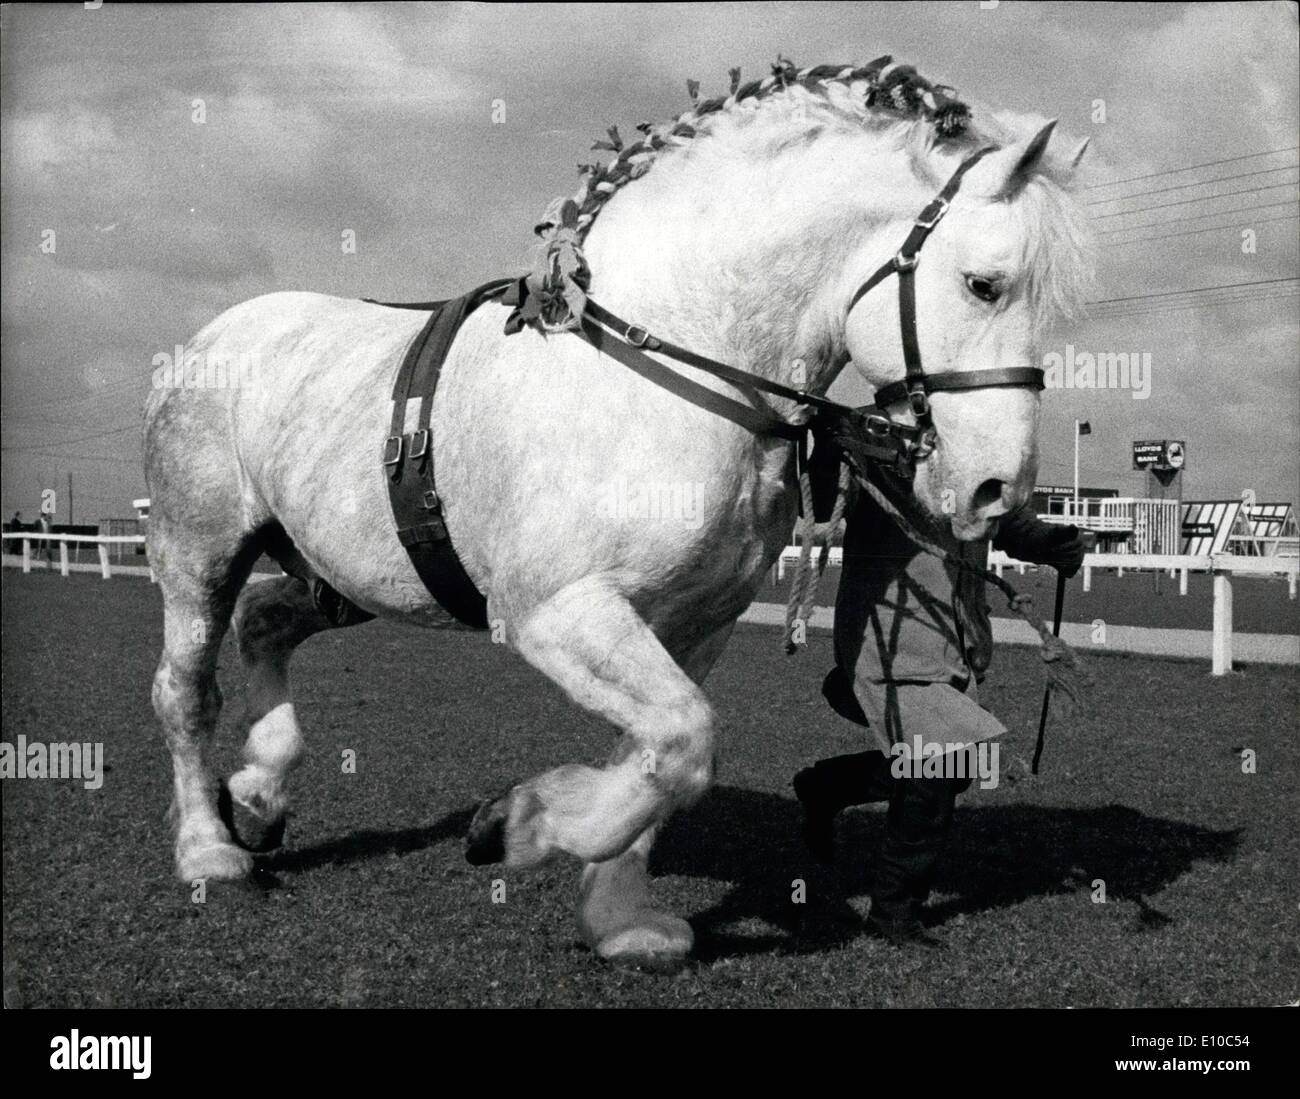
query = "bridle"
xmin=519 ymin=143 xmax=1045 ymax=475
xmin=844 ymin=143 xmax=1045 ymax=463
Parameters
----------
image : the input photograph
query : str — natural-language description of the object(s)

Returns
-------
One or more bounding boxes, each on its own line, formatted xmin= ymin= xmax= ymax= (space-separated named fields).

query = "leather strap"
xmin=380 ymin=278 xmax=513 ymax=628
xmin=578 ymin=301 xmax=814 ymax=442
xmin=873 ymin=366 xmax=1046 ymax=409
xmin=847 ymin=146 xmax=1019 ymax=429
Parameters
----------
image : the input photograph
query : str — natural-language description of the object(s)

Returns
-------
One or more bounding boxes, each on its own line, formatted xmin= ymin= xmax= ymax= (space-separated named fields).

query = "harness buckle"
xmin=423 ymin=490 xmax=441 ymax=513
xmin=914 ymin=197 xmax=949 ymax=231
xmin=894 ymin=249 xmax=919 ymax=273
xmin=381 ymin=435 xmax=403 ymax=467
xmin=907 ymin=429 xmax=937 ymax=462
xmin=408 ymin=429 xmax=430 ymax=462
xmin=864 ymin=414 xmax=893 ymax=437
xmin=908 ymin=386 xmax=931 ymax=420
xmin=624 ymin=324 xmax=651 ymax=348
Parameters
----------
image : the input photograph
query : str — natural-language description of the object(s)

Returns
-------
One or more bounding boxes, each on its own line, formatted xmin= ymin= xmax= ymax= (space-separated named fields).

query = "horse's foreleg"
xmin=466 ymin=579 xmax=716 ymax=873
xmin=223 ymin=575 xmax=342 ymax=851
xmin=575 ymin=622 xmax=735 ymax=965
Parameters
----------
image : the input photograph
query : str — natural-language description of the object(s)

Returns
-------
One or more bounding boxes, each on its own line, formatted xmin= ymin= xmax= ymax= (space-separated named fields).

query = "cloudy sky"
xmin=2 ymin=1 xmax=1297 ymax=523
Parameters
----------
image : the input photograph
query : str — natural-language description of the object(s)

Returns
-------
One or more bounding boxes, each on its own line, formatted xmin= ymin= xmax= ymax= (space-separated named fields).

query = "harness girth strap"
xmin=380 ymin=277 xmax=514 ymax=628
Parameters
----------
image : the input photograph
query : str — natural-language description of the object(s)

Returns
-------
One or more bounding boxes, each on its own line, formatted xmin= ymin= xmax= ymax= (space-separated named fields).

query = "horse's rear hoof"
xmin=218 ymin=780 xmax=286 ymax=853
xmin=465 ymin=791 xmax=510 ymax=865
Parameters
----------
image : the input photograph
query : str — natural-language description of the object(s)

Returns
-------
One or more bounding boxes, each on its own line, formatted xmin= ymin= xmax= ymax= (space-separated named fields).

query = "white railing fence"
xmin=989 ymin=550 xmax=1298 ymax=675
xmin=1 ymin=532 xmax=151 ymax=580
xmin=7 ymin=534 xmax=1297 ymax=677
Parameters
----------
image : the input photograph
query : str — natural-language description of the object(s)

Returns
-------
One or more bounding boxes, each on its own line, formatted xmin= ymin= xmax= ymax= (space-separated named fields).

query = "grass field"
xmin=2 ymin=570 xmax=1297 ymax=1007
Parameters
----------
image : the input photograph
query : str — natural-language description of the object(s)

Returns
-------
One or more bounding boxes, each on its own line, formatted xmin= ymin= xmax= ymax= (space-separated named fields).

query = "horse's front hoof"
xmin=218 ymin=780 xmax=287 ymax=853
xmin=593 ymin=917 xmax=695 ymax=974
xmin=465 ymin=789 xmax=511 ymax=865
xmin=176 ymin=840 xmax=254 ymax=883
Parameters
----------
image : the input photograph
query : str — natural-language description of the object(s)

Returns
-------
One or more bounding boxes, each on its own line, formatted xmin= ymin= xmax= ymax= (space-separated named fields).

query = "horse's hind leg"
xmin=222 ymin=576 xmax=341 ymax=851
xmin=151 ymin=539 xmax=260 ymax=883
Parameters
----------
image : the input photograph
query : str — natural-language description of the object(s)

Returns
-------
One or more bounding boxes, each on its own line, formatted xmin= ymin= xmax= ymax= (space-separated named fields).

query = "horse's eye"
xmin=964 ymin=275 xmax=1001 ymax=303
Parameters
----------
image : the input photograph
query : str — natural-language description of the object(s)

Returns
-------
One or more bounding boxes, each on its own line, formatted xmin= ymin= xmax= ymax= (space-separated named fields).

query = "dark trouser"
xmin=804 ymin=750 xmax=973 ymax=921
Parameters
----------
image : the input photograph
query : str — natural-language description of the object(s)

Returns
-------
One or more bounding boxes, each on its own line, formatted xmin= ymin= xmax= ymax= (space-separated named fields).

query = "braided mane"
xmin=518 ymin=56 xmax=974 ymax=332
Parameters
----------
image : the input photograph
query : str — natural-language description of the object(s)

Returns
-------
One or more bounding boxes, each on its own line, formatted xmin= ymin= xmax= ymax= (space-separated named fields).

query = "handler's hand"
xmin=1042 ymin=525 xmax=1091 ymax=578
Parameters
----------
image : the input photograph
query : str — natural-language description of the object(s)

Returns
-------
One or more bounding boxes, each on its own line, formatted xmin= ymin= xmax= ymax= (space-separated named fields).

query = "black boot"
xmin=867 ymin=770 xmax=969 ymax=947
xmin=793 ymin=751 xmax=894 ymax=863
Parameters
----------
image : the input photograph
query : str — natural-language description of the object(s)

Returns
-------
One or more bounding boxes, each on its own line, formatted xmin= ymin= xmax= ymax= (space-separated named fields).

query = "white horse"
xmin=144 ymin=65 xmax=1090 ymax=968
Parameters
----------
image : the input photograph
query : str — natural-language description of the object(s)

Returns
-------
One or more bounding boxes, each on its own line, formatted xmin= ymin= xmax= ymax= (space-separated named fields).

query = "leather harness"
xmin=365 ymin=144 xmax=1047 ymax=627
xmin=373 ymin=278 xmax=514 ymax=628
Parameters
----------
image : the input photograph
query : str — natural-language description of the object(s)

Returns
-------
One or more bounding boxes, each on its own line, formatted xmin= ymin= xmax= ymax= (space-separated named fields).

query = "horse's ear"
xmin=1069 ymin=137 xmax=1090 ymax=170
xmin=967 ymin=119 xmax=1058 ymax=198
xmin=1014 ymin=119 xmax=1057 ymax=176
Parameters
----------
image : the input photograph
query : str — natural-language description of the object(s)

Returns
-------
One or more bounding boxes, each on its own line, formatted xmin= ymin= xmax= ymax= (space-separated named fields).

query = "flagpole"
xmin=1073 ymin=419 xmax=1080 ymax=521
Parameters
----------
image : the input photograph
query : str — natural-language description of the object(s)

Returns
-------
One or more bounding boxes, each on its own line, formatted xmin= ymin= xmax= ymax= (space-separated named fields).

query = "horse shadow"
xmin=258 ymin=789 xmax=1239 ymax=960
xmin=261 ymin=808 xmax=477 ymax=874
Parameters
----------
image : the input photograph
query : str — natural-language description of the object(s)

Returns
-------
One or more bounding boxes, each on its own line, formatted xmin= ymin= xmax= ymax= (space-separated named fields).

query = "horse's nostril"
xmin=972 ymin=478 xmax=1006 ymax=512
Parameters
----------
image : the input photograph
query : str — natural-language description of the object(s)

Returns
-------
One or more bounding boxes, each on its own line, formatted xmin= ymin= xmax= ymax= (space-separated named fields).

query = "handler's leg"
xmin=867 ymin=765 xmax=972 ymax=946
xmin=793 ymin=751 xmax=895 ymax=862
xmin=792 ymin=666 xmax=896 ymax=861
xmin=864 ymin=678 xmax=1000 ymax=944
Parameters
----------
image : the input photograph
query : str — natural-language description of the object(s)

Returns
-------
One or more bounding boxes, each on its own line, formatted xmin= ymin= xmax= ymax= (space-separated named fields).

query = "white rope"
xmin=783 ymin=462 xmax=850 ymax=654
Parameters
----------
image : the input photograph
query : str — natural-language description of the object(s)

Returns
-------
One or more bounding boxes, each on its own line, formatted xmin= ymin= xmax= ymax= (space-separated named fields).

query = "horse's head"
xmin=845 ymin=121 xmax=1092 ymax=540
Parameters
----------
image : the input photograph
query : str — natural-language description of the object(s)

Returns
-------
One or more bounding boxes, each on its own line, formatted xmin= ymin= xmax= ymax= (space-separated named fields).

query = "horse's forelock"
xmin=1008 ymin=170 xmax=1096 ymax=335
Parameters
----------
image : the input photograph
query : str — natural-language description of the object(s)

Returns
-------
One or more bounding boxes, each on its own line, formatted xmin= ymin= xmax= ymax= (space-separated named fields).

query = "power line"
xmin=1092 ymin=285 xmax=1300 ymax=311
xmin=1081 ymin=145 xmax=1300 ymax=190
xmin=1096 ymin=199 xmax=1300 ymax=234
xmin=1085 ymin=164 xmax=1299 ymax=206
xmin=2 ymin=449 xmax=141 ymax=465
xmin=1 ymin=424 xmax=138 ymax=452
xmin=1090 ymin=294 xmax=1300 ymax=321
xmin=1090 ymin=290 xmax=1300 ymax=321
xmin=1087 ymin=276 xmax=1300 ymax=307
xmin=1089 ymin=181 xmax=1299 ymax=219
xmin=7 ymin=381 xmax=151 ymax=417
xmin=1101 ymin=212 xmax=1299 ymax=246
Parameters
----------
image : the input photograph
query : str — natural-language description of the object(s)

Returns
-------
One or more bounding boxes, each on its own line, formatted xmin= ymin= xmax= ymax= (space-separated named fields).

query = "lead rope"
xmin=855 ymin=469 xmax=1092 ymax=710
xmin=783 ymin=462 xmax=850 ymax=654
xmin=855 ymin=469 xmax=1092 ymax=782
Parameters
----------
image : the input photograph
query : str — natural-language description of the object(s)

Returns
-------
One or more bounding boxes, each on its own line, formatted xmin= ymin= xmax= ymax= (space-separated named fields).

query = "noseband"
xmin=845 ymin=145 xmax=1046 ymax=463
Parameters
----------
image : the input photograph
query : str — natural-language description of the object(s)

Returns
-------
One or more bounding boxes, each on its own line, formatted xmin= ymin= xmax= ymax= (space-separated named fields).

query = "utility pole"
xmin=1073 ymin=420 xmax=1080 ymax=521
